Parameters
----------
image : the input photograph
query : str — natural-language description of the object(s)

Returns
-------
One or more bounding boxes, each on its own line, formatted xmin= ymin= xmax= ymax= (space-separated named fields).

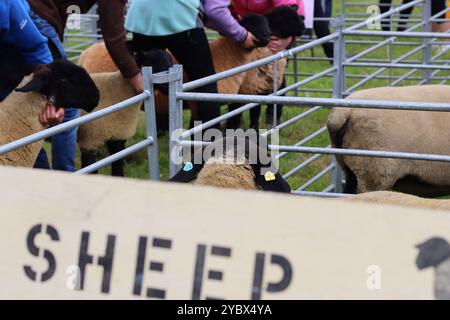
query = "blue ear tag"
xmin=183 ymin=162 xmax=193 ymax=172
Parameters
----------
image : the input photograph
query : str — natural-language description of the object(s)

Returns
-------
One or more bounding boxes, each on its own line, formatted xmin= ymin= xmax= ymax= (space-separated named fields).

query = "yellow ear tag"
xmin=264 ymin=171 xmax=276 ymax=182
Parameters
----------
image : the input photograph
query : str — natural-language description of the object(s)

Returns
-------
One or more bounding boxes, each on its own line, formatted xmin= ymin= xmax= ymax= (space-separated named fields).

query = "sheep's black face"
xmin=16 ymin=59 xmax=99 ymax=112
xmin=239 ymin=14 xmax=271 ymax=48
xmin=265 ymin=6 xmax=305 ymax=39
xmin=416 ymin=237 xmax=450 ymax=269
xmin=138 ymin=49 xmax=174 ymax=95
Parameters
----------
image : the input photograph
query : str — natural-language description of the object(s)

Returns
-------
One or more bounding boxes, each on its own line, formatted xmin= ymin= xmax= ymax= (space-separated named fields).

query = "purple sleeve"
xmin=203 ymin=0 xmax=248 ymax=43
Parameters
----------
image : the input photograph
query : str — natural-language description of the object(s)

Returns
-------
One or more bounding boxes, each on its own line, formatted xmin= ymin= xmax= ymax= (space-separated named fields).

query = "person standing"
xmin=26 ymin=0 xmax=140 ymax=172
xmin=0 ymin=0 xmax=52 ymax=101
xmin=0 ymin=0 xmax=63 ymax=126
xmin=125 ymin=0 xmax=258 ymax=129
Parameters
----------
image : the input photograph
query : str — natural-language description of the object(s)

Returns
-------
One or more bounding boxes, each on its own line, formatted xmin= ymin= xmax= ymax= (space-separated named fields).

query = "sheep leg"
xmin=249 ymin=106 xmax=261 ymax=130
xmin=106 ymin=140 xmax=126 ymax=177
xmin=156 ymin=113 xmax=169 ymax=134
xmin=342 ymin=166 xmax=357 ymax=194
xmin=225 ymin=103 xmax=244 ymax=129
xmin=80 ymin=149 xmax=98 ymax=174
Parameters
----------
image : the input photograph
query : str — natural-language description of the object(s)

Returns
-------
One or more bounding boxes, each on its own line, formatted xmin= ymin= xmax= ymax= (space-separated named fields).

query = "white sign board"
xmin=0 ymin=167 xmax=449 ymax=299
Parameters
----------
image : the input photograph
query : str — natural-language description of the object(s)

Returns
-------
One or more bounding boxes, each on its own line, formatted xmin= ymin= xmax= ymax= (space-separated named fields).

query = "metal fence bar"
xmin=292 ymin=190 xmax=350 ymax=197
xmin=345 ymin=0 xmax=424 ymax=31
xmin=332 ymin=16 xmax=345 ymax=193
xmin=344 ymin=62 xmax=450 ymax=70
xmin=0 ymin=92 xmax=150 ymax=155
xmin=176 ymin=93 xmax=450 ymax=112
xmin=297 ymin=163 xmax=335 ymax=191
xmin=180 ymin=67 xmax=335 ymax=140
xmin=392 ymin=46 xmax=449 ymax=86
xmin=142 ymin=67 xmax=160 ymax=180
xmin=322 ymin=185 xmax=335 ymax=193
xmin=76 ymin=138 xmax=153 ymax=174
xmin=168 ymin=65 xmax=184 ymax=178
xmin=422 ymin=0 xmax=432 ymax=83
xmin=282 ymin=154 xmax=324 ymax=180
xmin=270 ymin=145 xmax=450 ymax=163
xmin=344 ymin=30 xmax=450 ymax=38
xmin=183 ymin=33 xmax=338 ymax=92
xmin=277 ymin=127 xmax=328 ymax=160
xmin=345 ymin=44 xmax=426 ymax=93
xmin=262 ymin=106 xmax=322 ymax=138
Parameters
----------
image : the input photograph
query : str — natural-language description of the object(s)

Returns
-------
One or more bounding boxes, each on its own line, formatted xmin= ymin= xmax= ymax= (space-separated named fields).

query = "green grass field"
xmin=55 ymin=0 xmax=449 ymax=192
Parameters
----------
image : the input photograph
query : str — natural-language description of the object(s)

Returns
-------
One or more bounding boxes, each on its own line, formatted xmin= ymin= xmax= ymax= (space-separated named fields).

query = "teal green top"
xmin=125 ymin=0 xmax=203 ymax=36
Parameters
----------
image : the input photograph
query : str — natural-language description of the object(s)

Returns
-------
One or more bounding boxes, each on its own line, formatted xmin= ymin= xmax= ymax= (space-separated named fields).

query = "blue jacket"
xmin=0 ymin=0 xmax=52 ymax=66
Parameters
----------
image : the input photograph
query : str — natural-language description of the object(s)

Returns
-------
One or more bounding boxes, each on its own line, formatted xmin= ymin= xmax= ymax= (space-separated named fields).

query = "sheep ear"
xmin=169 ymin=162 xmax=203 ymax=183
xmin=253 ymin=167 xmax=291 ymax=193
xmin=15 ymin=64 xmax=52 ymax=93
xmin=15 ymin=74 xmax=49 ymax=93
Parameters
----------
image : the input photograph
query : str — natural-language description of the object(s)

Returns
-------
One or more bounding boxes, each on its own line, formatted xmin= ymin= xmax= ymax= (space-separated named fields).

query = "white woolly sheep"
xmin=77 ymin=71 xmax=142 ymax=176
xmin=345 ymin=191 xmax=450 ymax=211
xmin=327 ymin=85 xmax=450 ymax=197
xmin=77 ymin=7 xmax=304 ymax=176
xmin=227 ymin=48 xmax=287 ymax=129
xmin=169 ymin=136 xmax=291 ymax=193
xmin=0 ymin=60 xmax=98 ymax=168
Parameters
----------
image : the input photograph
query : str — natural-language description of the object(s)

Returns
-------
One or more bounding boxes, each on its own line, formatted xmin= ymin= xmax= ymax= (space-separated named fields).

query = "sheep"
xmin=327 ymin=85 xmax=450 ymax=198
xmin=78 ymin=13 xmax=272 ymax=117
xmin=78 ymin=47 xmax=175 ymax=176
xmin=77 ymin=71 xmax=142 ymax=176
xmin=227 ymin=48 xmax=287 ymax=129
xmin=344 ymin=191 xmax=450 ymax=211
xmin=169 ymin=135 xmax=291 ymax=193
xmin=226 ymin=5 xmax=306 ymax=129
xmin=0 ymin=60 xmax=99 ymax=167
xmin=77 ymin=7 xmax=304 ymax=176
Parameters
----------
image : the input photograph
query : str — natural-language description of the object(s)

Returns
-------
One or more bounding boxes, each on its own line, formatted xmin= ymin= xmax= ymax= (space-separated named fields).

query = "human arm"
xmin=203 ymin=0 xmax=251 ymax=44
xmin=97 ymin=0 xmax=143 ymax=92
xmin=2 ymin=0 xmax=52 ymax=66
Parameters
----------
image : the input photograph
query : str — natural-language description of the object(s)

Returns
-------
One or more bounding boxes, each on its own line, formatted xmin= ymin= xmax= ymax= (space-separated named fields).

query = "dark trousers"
xmin=314 ymin=0 xmax=334 ymax=59
xmin=226 ymin=79 xmax=286 ymax=130
xmin=0 ymin=45 xmax=31 ymax=101
xmin=132 ymin=29 xmax=221 ymax=127
xmin=379 ymin=0 xmax=446 ymax=31
xmin=323 ymin=0 xmax=332 ymax=18
xmin=379 ymin=0 xmax=414 ymax=31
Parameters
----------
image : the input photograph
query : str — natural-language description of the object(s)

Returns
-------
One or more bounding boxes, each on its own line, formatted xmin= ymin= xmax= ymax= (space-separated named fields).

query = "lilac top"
xmin=202 ymin=0 xmax=248 ymax=43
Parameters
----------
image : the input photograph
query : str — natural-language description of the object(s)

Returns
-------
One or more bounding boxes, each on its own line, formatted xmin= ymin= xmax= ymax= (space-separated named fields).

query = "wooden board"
xmin=0 ymin=166 xmax=449 ymax=299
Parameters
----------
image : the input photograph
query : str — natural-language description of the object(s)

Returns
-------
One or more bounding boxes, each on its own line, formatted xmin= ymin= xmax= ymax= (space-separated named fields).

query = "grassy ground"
xmin=55 ymin=0 xmax=449 ymax=191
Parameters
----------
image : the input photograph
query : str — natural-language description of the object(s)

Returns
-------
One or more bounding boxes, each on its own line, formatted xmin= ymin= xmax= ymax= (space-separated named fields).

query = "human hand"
xmin=241 ymin=32 xmax=258 ymax=49
xmin=39 ymin=104 xmax=65 ymax=126
xmin=128 ymin=72 xmax=144 ymax=94
xmin=268 ymin=36 xmax=294 ymax=53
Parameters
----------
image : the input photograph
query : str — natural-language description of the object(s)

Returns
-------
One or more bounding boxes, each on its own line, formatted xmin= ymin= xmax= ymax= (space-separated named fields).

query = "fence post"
xmin=272 ymin=61 xmax=279 ymax=127
xmin=168 ymin=65 xmax=184 ymax=178
xmin=142 ymin=67 xmax=160 ymax=181
xmin=422 ymin=0 xmax=432 ymax=84
xmin=331 ymin=15 xmax=345 ymax=193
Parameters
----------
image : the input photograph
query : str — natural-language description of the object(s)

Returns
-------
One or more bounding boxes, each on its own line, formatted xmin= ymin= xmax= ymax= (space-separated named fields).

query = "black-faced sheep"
xmin=77 ymin=71 xmax=142 ymax=176
xmin=327 ymin=85 xmax=450 ymax=198
xmin=169 ymin=135 xmax=291 ymax=193
xmin=76 ymin=7 xmax=304 ymax=177
xmin=0 ymin=60 xmax=99 ymax=167
xmin=345 ymin=191 xmax=450 ymax=211
xmin=226 ymin=5 xmax=305 ymax=130
xmin=226 ymin=48 xmax=287 ymax=130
